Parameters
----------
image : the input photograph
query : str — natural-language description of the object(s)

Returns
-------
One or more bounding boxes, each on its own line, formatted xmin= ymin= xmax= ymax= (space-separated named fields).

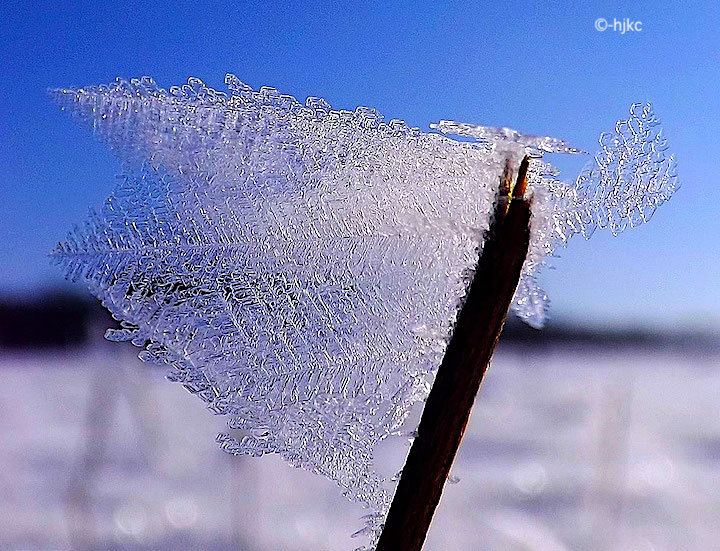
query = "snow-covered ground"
xmin=2 ymin=343 xmax=720 ymax=550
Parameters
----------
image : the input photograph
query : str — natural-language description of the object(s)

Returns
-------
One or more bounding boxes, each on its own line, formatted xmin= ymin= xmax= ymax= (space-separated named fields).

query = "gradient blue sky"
xmin=1 ymin=0 xmax=718 ymax=330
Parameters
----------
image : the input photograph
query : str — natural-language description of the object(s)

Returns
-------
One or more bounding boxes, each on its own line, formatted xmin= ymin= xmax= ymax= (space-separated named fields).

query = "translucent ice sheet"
xmin=51 ymin=76 xmax=677 ymax=545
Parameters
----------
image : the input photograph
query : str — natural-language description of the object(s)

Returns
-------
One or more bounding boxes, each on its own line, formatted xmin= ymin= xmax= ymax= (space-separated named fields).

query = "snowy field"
xmin=2 ymin=342 xmax=720 ymax=551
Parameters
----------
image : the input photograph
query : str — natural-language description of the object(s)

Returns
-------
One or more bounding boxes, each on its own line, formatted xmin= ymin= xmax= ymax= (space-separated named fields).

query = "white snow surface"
xmin=2 ymin=344 xmax=718 ymax=551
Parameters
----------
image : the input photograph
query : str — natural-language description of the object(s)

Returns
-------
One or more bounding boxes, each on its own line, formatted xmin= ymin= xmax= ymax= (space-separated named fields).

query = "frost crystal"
xmin=51 ymin=75 xmax=677 ymax=542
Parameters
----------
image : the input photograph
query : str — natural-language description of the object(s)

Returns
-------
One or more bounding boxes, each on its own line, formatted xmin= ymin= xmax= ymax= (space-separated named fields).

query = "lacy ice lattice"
xmin=51 ymin=75 xmax=677 ymax=545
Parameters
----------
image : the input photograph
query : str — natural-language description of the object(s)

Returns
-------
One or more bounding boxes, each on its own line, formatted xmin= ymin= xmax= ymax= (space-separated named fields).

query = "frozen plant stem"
xmin=53 ymin=78 xmax=677 ymax=543
xmin=376 ymin=156 xmax=532 ymax=551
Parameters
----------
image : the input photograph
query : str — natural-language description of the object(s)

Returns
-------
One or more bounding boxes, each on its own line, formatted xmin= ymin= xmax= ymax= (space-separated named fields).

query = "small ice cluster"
xmin=51 ymin=75 xmax=677 ymax=542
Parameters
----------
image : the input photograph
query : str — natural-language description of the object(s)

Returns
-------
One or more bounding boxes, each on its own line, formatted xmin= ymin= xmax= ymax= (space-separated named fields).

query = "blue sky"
xmin=1 ymin=0 xmax=718 ymax=331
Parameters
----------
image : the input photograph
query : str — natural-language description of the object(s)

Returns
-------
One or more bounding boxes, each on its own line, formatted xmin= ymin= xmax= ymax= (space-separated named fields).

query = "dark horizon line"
xmin=0 ymin=289 xmax=717 ymax=352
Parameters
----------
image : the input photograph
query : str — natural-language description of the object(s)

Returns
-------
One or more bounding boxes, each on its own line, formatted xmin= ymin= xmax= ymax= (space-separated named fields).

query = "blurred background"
xmin=1 ymin=1 xmax=719 ymax=550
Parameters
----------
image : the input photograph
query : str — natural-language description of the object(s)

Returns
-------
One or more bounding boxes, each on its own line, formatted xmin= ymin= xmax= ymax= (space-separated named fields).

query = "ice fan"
xmin=52 ymin=75 xmax=677 ymax=548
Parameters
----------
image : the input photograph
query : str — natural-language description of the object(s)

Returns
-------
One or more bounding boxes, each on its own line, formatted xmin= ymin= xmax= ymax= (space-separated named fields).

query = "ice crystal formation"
xmin=52 ymin=75 xmax=677 ymax=543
